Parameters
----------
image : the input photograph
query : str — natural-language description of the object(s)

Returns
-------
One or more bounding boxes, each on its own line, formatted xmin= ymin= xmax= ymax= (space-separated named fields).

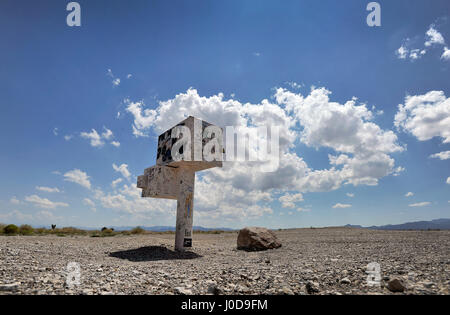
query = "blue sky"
xmin=0 ymin=0 xmax=449 ymax=229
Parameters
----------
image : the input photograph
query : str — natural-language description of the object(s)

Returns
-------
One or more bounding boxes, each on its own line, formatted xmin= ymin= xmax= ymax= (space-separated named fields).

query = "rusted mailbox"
xmin=137 ymin=116 xmax=223 ymax=251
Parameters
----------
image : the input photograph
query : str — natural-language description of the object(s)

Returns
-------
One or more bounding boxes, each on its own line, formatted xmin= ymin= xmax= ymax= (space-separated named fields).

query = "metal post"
xmin=174 ymin=169 xmax=195 ymax=251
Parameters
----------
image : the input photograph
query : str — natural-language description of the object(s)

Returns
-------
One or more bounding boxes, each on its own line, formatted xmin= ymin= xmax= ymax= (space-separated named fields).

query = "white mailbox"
xmin=138 ymin=116 xmax=223 ymax=251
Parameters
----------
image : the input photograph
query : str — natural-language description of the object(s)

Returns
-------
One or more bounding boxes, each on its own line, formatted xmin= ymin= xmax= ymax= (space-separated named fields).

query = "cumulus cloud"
xmin=122 ymin=87 xmax=405 ymax=223
xmin=332 ymin=203 xmax=352 ymax=209
xmin=447 ymin=177 xmax=450 ymax=184
xmin=36 ymin=186 xmax=60 ymax=193
xmin=425 ymin=26 xmax=445 ymax=47
xmin=409 ymin=202 xmax=431 ymax=207
xmin=396 ymin=45 xmax=408 ymax=59
xmin=25 ymin=195 xmax=69 ymax=209
xmin=111 ymin=178 xmax=123 ymax=188
xmin=442 ymin=47 xmax=450 ymax=61
xmin=64 ymin=169 xmax=91 ymax=189
xmin=396 ymin=25 xmax=446 ymax=61
xmin=113 ymin=163 xmax=131 ymax=180
xmin=430 ymin=151 xmax=450 ymax=160
xmin=80 ymin=129 xmax=103 ymax=147
xmin=346 ymin=193 xmax=355 ymax=197
xmin=405 ymin=192 xmax=414 ymax=197
xmin=93 ymin=184 xmax=175 ymax=218
xmin=80 ymin=127 xmax=118 ymax=147
xmin=395 ymin=91 xmax=450 ymax=144
xmin=107 ymin=69 xmax=121 ymax=87
xmin=279 ymin=193 xmax=304 ymax=208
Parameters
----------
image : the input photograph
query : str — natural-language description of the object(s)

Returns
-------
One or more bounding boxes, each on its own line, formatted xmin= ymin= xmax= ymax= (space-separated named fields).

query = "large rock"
xmin=237 ymin=227 xmax=282 ymax=251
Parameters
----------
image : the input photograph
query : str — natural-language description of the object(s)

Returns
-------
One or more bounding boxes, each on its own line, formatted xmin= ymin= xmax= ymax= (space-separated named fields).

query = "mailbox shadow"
xmin=109 ymin=246 xmax=202 ymax=262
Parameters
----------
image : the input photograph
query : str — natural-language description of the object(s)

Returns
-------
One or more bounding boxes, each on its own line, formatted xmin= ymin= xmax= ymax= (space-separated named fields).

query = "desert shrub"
xmin=130 ymin=227 xmax=145 ymax=235
xmin=34 ymin=228 xmax=49 ymax=235
xmin=4 ymin=224 xmax=19 ymax=235
xmin=101 ymin=228 xmax=115 ymax=237
xmin=19 ymin=224 xmax=34 ymax=235
xmin=59 ymin=227 xmax=87 ymax=235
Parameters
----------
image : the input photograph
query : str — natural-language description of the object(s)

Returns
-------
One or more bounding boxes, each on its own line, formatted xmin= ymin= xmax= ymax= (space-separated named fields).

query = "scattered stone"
xmin=237 ymin=227 xmax=282 ymax=251
xmin=387 ymin=279 xmax=406 ymax=293
xmin=306 ymin=281 xmax=320 ymax=294
xmin=174 ymin=287 xmax=192 ymax=295
xmin=207 ymin=285 xmax=222 ymax=295
xmin=340 ymin=277 xmax=351 ymax=284
xmin=0 ymin=282 xmax=20 ymax=292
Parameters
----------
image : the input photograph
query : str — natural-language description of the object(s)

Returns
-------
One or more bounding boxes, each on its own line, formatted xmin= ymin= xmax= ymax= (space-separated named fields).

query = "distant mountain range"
xmin=345 ymin=218 xmax=450 ymax=230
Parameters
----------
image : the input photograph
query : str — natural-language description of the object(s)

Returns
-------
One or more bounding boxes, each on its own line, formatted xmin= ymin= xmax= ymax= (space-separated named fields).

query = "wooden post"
xmin=174 ymin=169 xmax=195 ymax=251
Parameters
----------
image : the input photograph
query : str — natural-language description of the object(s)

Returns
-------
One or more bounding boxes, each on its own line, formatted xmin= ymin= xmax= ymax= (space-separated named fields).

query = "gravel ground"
xmin=0 ymin=228 xmax=449 ymax=295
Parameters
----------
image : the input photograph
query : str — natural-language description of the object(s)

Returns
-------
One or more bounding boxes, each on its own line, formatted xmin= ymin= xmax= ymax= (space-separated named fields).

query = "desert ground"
xmin=0 ymin=228 xmax=449 ymax=295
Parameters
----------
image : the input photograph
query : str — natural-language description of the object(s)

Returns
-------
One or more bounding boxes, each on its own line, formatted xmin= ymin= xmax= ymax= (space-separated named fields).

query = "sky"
xmin=0 ymin=0 xmax=449 ymax=229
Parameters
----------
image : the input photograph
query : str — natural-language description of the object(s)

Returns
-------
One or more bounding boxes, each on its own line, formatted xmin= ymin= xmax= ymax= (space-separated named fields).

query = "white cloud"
xmin=36 ymin=210 xmax=61 ymax=222
xmin=64 ymin=169 xmax=91 ymax=189
xmin=279 ymin=193 xmax=304 ymax=208
xmin=127 ymin=74 xmax=132 ymax=79
xmin=405 ymin=192 xmax=414 ymax=197
xmin=107 ymin=69 xmax=121 ymax=86
xmin=0 ymin=210 xmax=32 ymax=222
xmin=102 ymin=127 xmax=113 ymax=140
xmin=297 ymin=207 xmax=311 ymax=212
xmin=81 ymin=129 xmax=103 ymax=147
xmin=83 ymin=198 xmax=96 ymax=212
xmin=442 ymin=47 xmax=450 ymax=61
xmin=80 ymin=127 xmax=117 ymax=147
xmin=346 ymin=193 xmax=355 ymax=198
xmin=395 ymin=91 xmax=450 ymax=144
xmin=123 ymin=88 xmax=404 ymax=223
xmin=447 ymin=177 xmax=450 ymax=185
xmin=125 ymin=100 xmax=157 ymax=137
xmin=113 ymin=163 xmax=131 ymax=180
xmin=425 ymin=26 xmax=445 ymax=47
xmin=64 ymin=135 xmax=73 ymax=141
xmin=430 ymin=151 xmax=450 ymax=160
xmin=25 ymin=195 xmax=69 ymax=209
xmin=409 ymin=49 xmax=426 ymax=60
xmin=409 ymin=202 xmax=431 ymax=207
xmin=36 ymin=186 xmax=60 ymax=193
xmin=396 ymin=45 xmax=408 ymax=59
xmin=332 ymin=203 xmax=352 ymax=209
xmin=111 ymin=178 xmax=123 ymax=188
xmin=53 ymin=127 xmax=58 ymax=136
xmin=93 ymin=184 xmax=175 ymax=218
xmin=397 ymin=25 xmax=446 ymax=61
xmin=10 ymin=196 xmax=21 ymax=205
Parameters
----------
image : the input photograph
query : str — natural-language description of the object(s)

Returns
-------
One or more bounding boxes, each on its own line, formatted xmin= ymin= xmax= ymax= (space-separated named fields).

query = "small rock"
xmin=207 ymin=285 xmax=222 ymax=295
xmin=306 ymin=281 xmax=320 ymax=294
xmin=174 ymin=287 xmax=192 ymax=295
xmin=278 ymin=287 xmax=294 ymax=295
xmin=340 ymin=277 xmax=351 ymax=284
xmin=387 ymin=279 xmax=406 ymax=293
xmin=0 ymin=282 xmax=20 ymax=292
xmin=237 ymin=227 xmax=282 ymax=251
